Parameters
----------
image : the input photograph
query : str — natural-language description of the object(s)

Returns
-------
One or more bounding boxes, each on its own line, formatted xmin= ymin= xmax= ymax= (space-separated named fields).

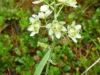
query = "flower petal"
xmin=60 ymin=21 xmax=66 ymax=25
xmin=46 ymin=24 xmax=51 ymax=29
xmin=30 ymin=17 xmax=35 ymax=23
xmin=45 ymin=10 xmax=52 ymax=17
xmin=75 ymin=25 xmax=81 ymax=30
xmin=38 ymin=12 xmax=45 ymax=19
xmin=32 ymin=14 xmax=38 ymax=18
xmin=62 ymin=26 xmax=67 ymax=31
xmin=32 ymin=1 xmax=42 ymax=4
xmin=70 ymin=3 xmax=77 ymax=8
xmin=71 ymin=21 xmax=75 ymax=26
xmin=27 ymin=25 xmax=34 ymax=31
xmin=75 ymin=33 xmax=81 ymax=38
xmin=55 ymin=32 xmax=61 ymax=39
xmin=49 ymin=29 xmax=53 ymax=35
xmin=30 ymin=32 xmax=36 ymax=36
xmin=71 ymin=38 xmax=77 ymax=43
xmin=40 ymin=5 xmax=49 ymax=12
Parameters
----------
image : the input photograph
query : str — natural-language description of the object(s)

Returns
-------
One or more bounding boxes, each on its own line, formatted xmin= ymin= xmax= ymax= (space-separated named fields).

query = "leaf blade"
xmin=34 ymin=50 xmax=51 ymax=75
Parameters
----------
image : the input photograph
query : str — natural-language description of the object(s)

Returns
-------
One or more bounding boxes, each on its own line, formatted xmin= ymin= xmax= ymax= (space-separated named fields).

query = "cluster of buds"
xmin=28 ymin=0 xmax=82 ymax=43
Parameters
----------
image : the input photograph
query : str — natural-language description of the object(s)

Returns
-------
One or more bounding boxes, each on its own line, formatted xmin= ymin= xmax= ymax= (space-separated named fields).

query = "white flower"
xmin=67 ymin=21 xmax=81 ymax=43
xmin=46 ymin=20 xmax=67 ymax=39
xmin=57 ymin=0 xmax=77 ymax=8
xmin=40 ymin=5 xmax=49 ymax=12
xmin=28 ymin=17 xmax=41 ymax=36
xmin=38 ymin=10 xmax=52 ymax=19
xmin=38 ymin=5 xmax=52 ymax=19
xmin=32 ymin=0 xmax=43 ymax=4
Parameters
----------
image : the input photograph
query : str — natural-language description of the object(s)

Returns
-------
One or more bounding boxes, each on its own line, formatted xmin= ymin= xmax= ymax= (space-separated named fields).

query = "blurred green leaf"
xmin=68 ymin=13 xmax=75 ymax=19
xmin=15 ymin=47 xmax=21 ymax=56
xmin=63 ymin=65 xmax=71 ymax=71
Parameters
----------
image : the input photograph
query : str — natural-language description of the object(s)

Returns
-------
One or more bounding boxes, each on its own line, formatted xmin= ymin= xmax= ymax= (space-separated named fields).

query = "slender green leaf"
xmin=34 ymin=50 xmax=51 ymax=75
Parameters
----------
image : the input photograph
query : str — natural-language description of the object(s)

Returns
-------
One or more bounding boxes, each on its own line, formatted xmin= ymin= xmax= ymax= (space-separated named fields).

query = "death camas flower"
xmin=46 ymin=20 xmax=67 ymax=39
xmin=57 ymin=0 xmax=77 ymax=8
xmin=28 ymin=16 xmax=41 ymax=36
xmin=38 ymin=5 xmax=52 ymax=19
xmin=67 ymin=21 xmax=81 ymax=43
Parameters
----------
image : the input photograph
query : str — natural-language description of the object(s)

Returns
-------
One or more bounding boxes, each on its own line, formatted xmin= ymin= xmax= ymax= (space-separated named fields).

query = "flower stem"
xmin=44 ymin=1 xmax=54 ymax=10
xmin=41 ymin=26 xmax=46 ymax=27
xmin=54 ymin=0 xmax=57 ymax=20
xmin=56 ymin=5 xmax=64 ymax=18
xmin=44 ymin=18 xmax=47 ymax=25
xmin=45 ymin=38 xmax=56 ymax=75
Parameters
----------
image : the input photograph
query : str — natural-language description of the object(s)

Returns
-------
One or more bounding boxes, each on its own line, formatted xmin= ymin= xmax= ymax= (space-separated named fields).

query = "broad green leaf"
xmin=34 ymin=50 xmax=51 ymax=75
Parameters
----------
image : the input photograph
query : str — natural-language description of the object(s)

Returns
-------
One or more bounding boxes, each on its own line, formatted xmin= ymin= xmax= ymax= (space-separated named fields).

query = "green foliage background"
xmin=0 ymin=0 xmax=100 ymax=75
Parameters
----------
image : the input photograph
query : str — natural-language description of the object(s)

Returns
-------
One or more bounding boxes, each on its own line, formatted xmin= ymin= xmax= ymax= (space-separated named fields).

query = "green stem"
xmin=41 ymin=26 xmax=46 ymax=28
xmin=44 ymin=1 xmax=54 ymax=10
xmin=56 ymin=5 xmax=64 ymax=18
xmin=45 ymin=38 xmax=56 ymax=75
xmin=54 ymin=0 xmax=57 ymax=20
xmin=44 ymin=18 xmax=47 ymax=25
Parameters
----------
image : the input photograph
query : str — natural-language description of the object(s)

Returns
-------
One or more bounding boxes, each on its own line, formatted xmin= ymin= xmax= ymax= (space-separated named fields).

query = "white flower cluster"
xmin=28 ymin=5 xmax=52 ymax=36
xmin=28 ymin=0 xmax=82 ymax=43
xmin=33 ymin=0 xmax=77 ymax=8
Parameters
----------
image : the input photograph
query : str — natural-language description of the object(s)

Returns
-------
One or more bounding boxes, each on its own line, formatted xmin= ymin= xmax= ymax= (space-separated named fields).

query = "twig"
xmin=15 ymin=0 xmax=25 ymax=9
xmin=84 ymin=0 xmax=97 ymax=11
xmin=81 ymin=57 xmax=100 ymax=75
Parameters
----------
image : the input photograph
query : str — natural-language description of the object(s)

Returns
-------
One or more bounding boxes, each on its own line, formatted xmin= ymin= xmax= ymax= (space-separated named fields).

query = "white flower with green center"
xmin=28 ymin=17 xmax=41 ymax=36
xmin=57 ymin=0 xmax=77 ymax=8
xmin=32 ymin=0 xmax=44 ymax=4
xmin=46 ymin=20 xmax=67 ymax=39
xmin=67 ymin=21 xmax=81 ymax=43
